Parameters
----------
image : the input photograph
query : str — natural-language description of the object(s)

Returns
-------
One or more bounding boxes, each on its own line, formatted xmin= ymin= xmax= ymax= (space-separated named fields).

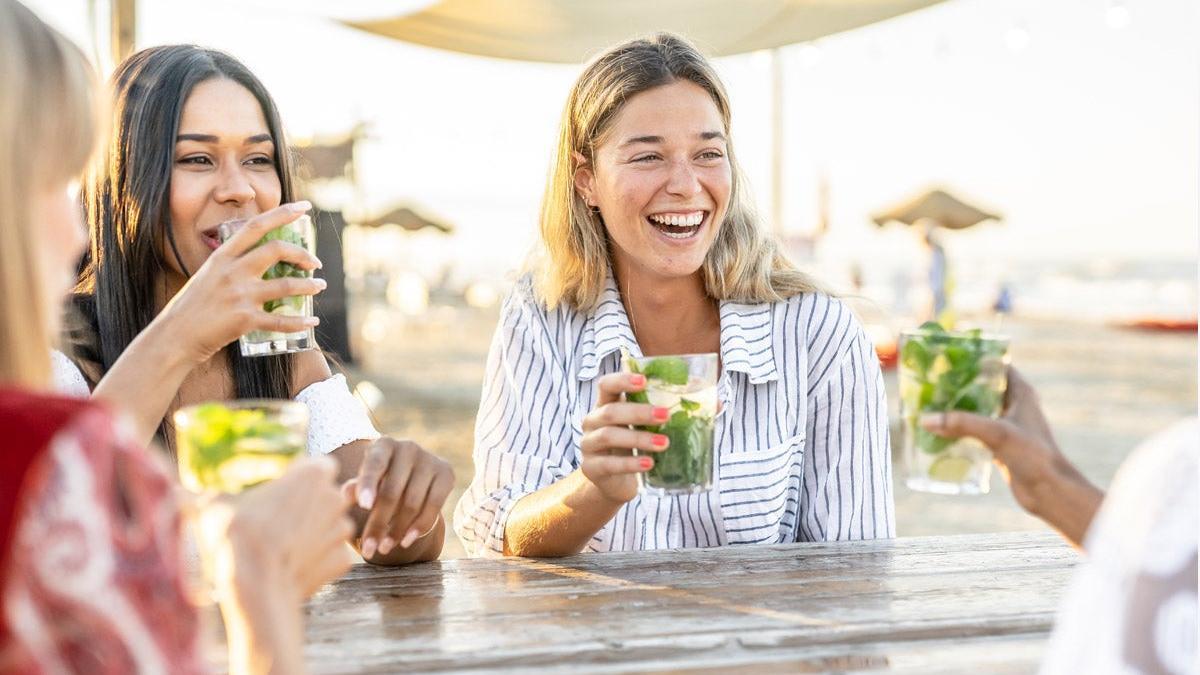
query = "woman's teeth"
xmin=647 ymin=212 xmax=704 ymax=239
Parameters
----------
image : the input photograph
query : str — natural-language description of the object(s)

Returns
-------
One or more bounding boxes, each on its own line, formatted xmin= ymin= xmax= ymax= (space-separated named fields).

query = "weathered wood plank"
xmin=206 ymin=532 xmax=1076 ymax=673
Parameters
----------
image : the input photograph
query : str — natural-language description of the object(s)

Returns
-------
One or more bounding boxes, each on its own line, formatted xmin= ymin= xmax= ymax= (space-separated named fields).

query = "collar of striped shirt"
xmin=576 ymin=273 xmax=779 ymax=385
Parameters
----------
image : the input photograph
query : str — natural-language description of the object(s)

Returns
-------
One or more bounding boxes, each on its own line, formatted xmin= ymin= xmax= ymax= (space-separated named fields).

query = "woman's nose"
xmin=664 ymin=159 xmax=702 ymax=198
xmin=214 ymin=163 xmax=256 ymax=205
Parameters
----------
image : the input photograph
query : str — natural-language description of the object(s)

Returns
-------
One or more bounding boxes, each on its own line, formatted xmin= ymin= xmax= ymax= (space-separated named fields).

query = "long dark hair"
xmin=71 ymin=45 xmax=295 ymax=443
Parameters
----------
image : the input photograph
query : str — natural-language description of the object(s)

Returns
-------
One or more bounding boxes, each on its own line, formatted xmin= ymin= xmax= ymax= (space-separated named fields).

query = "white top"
xmin=1040 ymin=417 xmax=1198 ymax=675
xmin=453 ymin=274 xmax=895 ymax=558
xmin=50 ymin=349 xmax=380 ymax=456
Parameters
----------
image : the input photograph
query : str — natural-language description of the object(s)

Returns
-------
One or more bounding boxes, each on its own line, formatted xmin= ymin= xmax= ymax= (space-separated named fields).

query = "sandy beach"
xmin=347 ymin=301 xmax=1197 ymax=559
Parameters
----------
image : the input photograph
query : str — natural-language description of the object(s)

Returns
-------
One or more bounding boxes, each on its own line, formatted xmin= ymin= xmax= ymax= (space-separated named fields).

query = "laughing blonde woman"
xmin=454 ymin=33 xmax=894 ymax=557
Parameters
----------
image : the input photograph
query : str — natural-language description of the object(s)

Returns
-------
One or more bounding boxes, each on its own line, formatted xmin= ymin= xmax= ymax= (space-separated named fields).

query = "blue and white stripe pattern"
xmin=453 ymin=274 xmax=895 ymax=557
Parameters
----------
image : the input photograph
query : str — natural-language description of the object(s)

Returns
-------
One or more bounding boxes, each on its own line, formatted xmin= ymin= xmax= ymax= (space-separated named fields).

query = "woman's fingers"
xmin=399 ymin=470 xmax=453 ymax=550
xmin=359 ymin=445 xmax=414 ymax=559
xmin=238 ymin=238 xmax=321 ymax=276
xmin=252 ymin=276 xmax=326 ymax=304
xmin=920 ymin=411 xmax=1016 ymax=457
xmin=582 ymin=426 xmax=668 ymax=456
xmin=595 ymin=372 xmax=646 ymax=407
xmin=249 ymin=309 xmax=319 ymax=334
xmin=582 ymin=454 xmax=654 ymax=481
xmin=582 ymin=402 xmax=669 ymax=432
xmin=218 ymin=201 xmax=311 ymax=258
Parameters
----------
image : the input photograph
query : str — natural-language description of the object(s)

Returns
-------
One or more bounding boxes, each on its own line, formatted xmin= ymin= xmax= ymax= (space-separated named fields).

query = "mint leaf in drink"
xmin=622 ymin=348 xmax=651 ymax=405
xmin=679 ymin=398 xmax=700 ymax=412
xmin=256 ymin=222 xmax=310 ymax=315
xmin=642 ymin=357 xmax=688 ymax=386
xmin=918 ymin=321 xmax=946 ymax=333
xmin=901 ymin=337 xmax=933 ymax=372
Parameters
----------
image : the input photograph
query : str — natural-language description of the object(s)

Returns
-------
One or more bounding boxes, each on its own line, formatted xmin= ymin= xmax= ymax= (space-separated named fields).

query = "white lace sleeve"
xmin=295 ymin=373 xmax=381 ymax=456
xmin=50 ymin=349 xmax=91 ymax=397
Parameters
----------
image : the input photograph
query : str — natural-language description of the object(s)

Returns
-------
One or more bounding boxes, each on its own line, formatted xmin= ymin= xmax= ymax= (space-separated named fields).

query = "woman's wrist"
xmin=217 ymin=546 xmax=306 ymax=674
xmin=1027 ymin=456 xmax=1103 ymax=547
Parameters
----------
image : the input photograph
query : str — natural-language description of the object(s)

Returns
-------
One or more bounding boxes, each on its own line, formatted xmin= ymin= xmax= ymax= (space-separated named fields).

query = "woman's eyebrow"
xmin=175 ymin=133 xmax=274 ymax=144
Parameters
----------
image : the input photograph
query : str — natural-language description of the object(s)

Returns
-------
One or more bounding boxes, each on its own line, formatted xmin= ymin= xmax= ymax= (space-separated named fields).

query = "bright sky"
xmin=26 ymin=0 xmax=1200 ymax=283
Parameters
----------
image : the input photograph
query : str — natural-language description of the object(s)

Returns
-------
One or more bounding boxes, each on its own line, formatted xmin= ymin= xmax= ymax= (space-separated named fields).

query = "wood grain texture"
xmin=206 ymin=532 xmax=1077 ymax=673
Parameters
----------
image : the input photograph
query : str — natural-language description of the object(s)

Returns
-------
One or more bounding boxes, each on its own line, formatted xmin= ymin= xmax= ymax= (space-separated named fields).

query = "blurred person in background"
xmin=0 ymin=1 xmax=355 ymax=671
xmin=56 ymin=45 xmax=452 ymax=565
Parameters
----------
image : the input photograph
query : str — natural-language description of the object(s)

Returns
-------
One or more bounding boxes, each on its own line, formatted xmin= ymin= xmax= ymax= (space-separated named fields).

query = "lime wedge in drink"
xmin=928 ymin=456 xmax=975 ymax=483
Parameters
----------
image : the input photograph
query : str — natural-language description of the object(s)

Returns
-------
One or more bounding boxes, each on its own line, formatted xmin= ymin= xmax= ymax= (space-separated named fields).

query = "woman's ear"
xmin=572 ymin=150 xmax=596 ymax=207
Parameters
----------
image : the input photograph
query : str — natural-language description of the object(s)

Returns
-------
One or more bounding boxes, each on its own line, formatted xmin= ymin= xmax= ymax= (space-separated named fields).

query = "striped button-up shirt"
xmin=453 ymin=274 xmax=895 ymax=557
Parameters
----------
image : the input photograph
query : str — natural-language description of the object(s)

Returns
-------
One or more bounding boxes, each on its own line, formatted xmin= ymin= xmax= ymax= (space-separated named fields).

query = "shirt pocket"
xmin=717 ymin=432 xmax=805 ymax=544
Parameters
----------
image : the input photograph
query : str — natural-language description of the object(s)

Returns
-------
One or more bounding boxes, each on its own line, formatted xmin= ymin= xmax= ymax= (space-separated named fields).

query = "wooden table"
xmin=212 ymin=531 xmax=1078 ymax=673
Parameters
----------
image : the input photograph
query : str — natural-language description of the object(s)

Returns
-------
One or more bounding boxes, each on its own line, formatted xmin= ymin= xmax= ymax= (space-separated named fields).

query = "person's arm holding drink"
xmin=91 ymin=202 xmax=322 ymax=445
xmin=919 ymin=368 xmax=1104 ymax=548
xmin=502 ymin=372 xmax=668 ymax=557
xmin=190 ymin=456 xmax=355 ymax=675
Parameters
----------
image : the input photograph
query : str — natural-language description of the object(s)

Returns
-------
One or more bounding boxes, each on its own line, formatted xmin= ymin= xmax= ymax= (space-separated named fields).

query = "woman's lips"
xmin=645 ymin=210 xmax=708 ymax=241
xmin=201 ymin=229 xmax=221 ymax=250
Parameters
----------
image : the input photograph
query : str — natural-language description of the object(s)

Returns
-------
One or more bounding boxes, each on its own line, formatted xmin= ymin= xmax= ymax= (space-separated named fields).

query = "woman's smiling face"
xmin=166 ymin=77 xmax=281 ymax=276
xmin=575 ymin=79 xmax=731 ymax=282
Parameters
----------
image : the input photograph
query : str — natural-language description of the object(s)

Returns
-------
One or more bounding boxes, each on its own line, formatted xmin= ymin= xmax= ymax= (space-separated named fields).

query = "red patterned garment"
xmin=0 ymin=387 xmax=205 ymax=674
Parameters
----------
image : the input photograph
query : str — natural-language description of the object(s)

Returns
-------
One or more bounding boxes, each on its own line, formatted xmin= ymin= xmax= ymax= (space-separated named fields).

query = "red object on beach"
xmin=1118 ymin=317 xmax=1198 ymax=333
xmin=876 ymin=341 xmax=898 ymax=369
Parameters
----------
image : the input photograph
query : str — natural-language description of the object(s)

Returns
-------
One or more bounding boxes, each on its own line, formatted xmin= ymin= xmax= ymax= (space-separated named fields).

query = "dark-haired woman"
xmin=56 ymin=45 xmax=452 ymax=565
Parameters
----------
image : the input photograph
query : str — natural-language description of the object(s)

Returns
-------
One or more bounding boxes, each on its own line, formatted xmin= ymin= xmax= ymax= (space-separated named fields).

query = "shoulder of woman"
xmin=290 ymin=348 xmax=335 ymax=397
xmin=777 ymin=292 xmax=865 ymax=339
xmin=0 ymin=388 xmax=117 ymax=458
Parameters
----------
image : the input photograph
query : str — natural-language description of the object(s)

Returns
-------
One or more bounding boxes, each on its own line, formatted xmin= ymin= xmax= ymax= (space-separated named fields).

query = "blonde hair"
xmin=534 ymin=32 xmax=823 ymax=312
xmin=0 ymin=0 xmax=101 ymax=388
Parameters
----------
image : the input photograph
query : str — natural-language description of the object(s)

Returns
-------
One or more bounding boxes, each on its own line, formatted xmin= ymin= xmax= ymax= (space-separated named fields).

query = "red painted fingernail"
xmin=653 ymin=434 xmax=669 ymax=448
xmin=639 ymin=457 xmax=653 ymax=469
xmin=653 ymin=407 xmax=670 ymax=421
xmin=630 ymin=374 xmax=646 ymax=387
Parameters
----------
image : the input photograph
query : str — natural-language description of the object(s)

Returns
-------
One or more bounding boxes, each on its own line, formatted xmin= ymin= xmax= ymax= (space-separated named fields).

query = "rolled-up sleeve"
xmin=797 ymin=319 xmax=895 ymax=542
xmin=453 ymin=288 xmax=575 ymax=557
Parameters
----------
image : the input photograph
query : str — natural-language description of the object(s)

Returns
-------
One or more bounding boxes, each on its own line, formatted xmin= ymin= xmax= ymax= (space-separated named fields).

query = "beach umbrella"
xmin=872 ymin=188 xmax=1001 ymax=230
xmin=361 ymin=206 xmax=454 ymax=234
xmin=342 ymin=0 xmax=946 ymax=63
xmin=343 ymin=0 xmax=946 ymax=237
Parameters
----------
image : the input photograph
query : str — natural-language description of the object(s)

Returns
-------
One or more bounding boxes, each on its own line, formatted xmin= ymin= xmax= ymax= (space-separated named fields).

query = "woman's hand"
xmin=579 ymin=372 xmax=670 ymax=505
xmin=920 ymin=367 xmax=1103 ymax=547
xmin=344 ymin=438 xmax=455 ymax=561
xmin=159 ymin=201 xmax=326 ymax=365
xmin=195 ymin=456 xmax=356 ymax=604
xmin=190 ymin=456 xmax=354 ymax=675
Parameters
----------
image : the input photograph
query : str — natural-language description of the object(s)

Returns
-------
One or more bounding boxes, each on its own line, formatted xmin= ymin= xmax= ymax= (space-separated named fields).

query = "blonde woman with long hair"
xmin=455 ymin=33 xmax=894 ymax=557
xmin=0 ymin=1 xmax=353 ymax=671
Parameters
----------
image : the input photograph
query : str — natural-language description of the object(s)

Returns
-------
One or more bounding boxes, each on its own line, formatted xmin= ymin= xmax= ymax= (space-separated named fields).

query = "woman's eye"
xmin=633 ymin=154 xmax=661 ymax=163
xmin=246 ymin=156 xmax=275 ymax=166
xmin=178 ymin=155 xmax=211 ymax=166
xmin=699 ymin=151 xmax=724 ymax=161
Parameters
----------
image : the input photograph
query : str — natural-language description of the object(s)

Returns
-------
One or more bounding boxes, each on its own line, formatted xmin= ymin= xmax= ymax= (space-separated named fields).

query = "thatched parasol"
xmin=872 ymin=188 xmax=1001 ymax=230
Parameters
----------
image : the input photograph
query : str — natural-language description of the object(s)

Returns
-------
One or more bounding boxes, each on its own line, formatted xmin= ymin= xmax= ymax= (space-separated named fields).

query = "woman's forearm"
xmin=1029 ymin=459 xmax=1104 ymax=550
xmin=219 ymin=562 xmax=307 ymax=675
xmin=92 ymin=316 xmax=197 ymax=445
xmin=502 ymin=469 xmax=624 ymax=557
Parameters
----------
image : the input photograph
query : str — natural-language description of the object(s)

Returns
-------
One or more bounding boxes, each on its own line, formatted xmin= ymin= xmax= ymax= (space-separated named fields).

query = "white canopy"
xmin=344 ymin=0 xmax=946 ymax=63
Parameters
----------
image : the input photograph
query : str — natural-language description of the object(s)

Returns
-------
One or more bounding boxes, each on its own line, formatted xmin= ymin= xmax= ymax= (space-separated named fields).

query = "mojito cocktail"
xmin=624 ymin=352 xmax=718 ymax=496
xmin=218 ymin=214 xmax=316 ymax=357
xmin=174 ymin=400 xmax=308 ymax=495
xmin=899 ymin=323 xmax=1009 ymax=495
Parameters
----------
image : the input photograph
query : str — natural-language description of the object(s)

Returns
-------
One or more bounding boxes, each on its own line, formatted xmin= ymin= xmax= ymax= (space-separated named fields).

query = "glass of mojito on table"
xmin=622 ymin=352 xmax=719 ymax=496
xmin=899 ymin=322 xmax=1010 ymax=495
xmin=174 ymin=399 xmax=308 ymax=495
xmin=218 ymin=214 xmax=317 ymax=357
